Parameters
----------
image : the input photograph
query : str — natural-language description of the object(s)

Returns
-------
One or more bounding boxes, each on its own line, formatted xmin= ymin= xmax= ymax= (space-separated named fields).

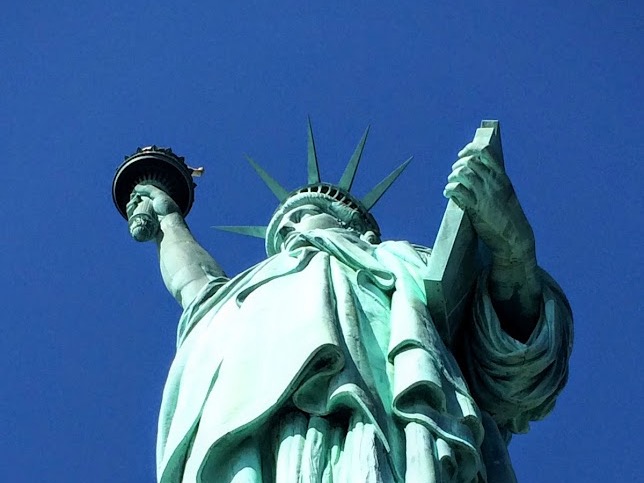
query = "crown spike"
xmin=245 ymin=154 xmax=289 ymax=202
xmin=307 ymin=117 xmax=320 ymax=184
xmin=361 ymin=156 xmax=413 ymax=210
xmin=338 ymin=125 xmax=370 ymax=191
xmin=213 ymin=225 xmax=267 ymax=239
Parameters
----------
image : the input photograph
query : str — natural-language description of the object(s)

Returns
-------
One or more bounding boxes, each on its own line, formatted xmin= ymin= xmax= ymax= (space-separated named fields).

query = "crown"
xmin=216 ymin=119 xmax=412 ymax=256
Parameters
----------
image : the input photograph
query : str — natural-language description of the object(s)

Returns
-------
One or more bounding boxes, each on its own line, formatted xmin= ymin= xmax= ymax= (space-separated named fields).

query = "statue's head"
xmin=215 ymin=120 xmax=412 ymax=257
xmin=265 ymin=184 xmax=381 ymax=255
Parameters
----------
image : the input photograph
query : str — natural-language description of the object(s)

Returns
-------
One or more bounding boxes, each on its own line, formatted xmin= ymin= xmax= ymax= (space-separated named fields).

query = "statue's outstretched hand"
xmin=444 ymin=142 xmax=535 ymax=259
xmin=126 ymin=183 xmax=181 ymax=221
xmin=125 ymin=184 xmax=182 ymax=242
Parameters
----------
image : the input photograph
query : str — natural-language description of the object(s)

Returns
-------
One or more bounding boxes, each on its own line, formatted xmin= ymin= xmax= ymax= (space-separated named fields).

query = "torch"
xmin=112 ymin=146 xmax=204 ymax=241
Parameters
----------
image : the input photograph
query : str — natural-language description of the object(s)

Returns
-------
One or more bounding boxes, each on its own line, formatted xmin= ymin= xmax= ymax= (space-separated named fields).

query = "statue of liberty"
xmin=116 ymin=121 xmax=573 ymax=482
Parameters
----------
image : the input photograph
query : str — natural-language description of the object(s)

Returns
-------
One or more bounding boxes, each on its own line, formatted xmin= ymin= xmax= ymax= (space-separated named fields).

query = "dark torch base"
xmin=112 ymin=146 xmax=197 ymax=220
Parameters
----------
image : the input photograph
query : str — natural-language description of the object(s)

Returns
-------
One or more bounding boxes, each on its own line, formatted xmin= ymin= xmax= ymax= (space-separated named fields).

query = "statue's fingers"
xmin=451 ymin=155 xmax=476 ymax=171
xmin=445 ymin=189 xmax=470 ymax=211
xmin=457 ymin=142 xmax=486 ymax=159
xmin=451 ymin=156 xmax=491 ymax=181
xmin=447 ymin=165 xmax=483 ymax=195
xmin=132 ymin=183 xmax=163 ymax=198
xmin=444 ymin=182 xmax=477 ymax=209
xmin=477 ymin=146 xmax=504 ymax=173
xmin=458 ymin=143 xmax=504 ymax=173
xmin=126 ymin=196 xmax=140 ymax=218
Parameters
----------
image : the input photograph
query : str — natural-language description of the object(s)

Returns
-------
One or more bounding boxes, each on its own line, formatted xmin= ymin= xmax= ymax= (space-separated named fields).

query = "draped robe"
xmin=156 ymin=229 xmax=573 ymax=483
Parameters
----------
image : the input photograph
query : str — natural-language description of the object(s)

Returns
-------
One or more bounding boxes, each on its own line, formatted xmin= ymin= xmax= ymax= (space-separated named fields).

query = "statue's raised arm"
xmin=127 ymin=183 xmax=226 ymax=309
xmin=112 ymin=146 xmax=226 ymax=310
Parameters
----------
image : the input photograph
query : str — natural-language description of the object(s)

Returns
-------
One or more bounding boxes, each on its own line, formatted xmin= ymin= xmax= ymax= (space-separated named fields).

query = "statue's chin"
xmin=279 ymin=228 xmax=366 ymax=253
xmin=280 ymin=230 xmax=311 ymax=251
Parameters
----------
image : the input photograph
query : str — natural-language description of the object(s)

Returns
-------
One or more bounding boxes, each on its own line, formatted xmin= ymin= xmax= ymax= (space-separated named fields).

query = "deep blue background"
xmin=1 ymin=2 xmax=641 ymax=481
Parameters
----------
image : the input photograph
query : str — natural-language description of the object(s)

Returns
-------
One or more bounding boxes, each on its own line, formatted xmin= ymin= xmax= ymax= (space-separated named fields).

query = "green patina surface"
xmin=120 ymin=121 xmax=573 ymax=483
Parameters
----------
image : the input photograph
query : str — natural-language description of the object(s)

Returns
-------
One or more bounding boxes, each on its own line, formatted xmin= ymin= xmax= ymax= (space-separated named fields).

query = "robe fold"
xmin=156 ymin=229 xmax=573 ymax=483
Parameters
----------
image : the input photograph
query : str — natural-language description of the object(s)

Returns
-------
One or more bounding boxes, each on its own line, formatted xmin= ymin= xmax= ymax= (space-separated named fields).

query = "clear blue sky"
xmin=1 ymin=1 xmax=641 ymax=482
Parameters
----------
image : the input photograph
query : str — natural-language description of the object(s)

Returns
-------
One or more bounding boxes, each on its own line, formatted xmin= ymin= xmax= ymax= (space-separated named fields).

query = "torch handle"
xmin=128 ymin=197 xmax=159 ymax=242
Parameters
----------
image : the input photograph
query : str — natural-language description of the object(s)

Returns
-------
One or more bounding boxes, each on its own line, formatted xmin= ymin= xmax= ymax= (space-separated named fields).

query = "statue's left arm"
xmin=445 ymin=141 xmax=573 ymax=432
xmin=445 ymin=142 xmax=543 ymax=342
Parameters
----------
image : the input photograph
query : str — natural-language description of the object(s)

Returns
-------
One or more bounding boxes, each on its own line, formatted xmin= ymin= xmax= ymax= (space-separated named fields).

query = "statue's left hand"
xmin=444 ymin=142 xmax=535 ymax=259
